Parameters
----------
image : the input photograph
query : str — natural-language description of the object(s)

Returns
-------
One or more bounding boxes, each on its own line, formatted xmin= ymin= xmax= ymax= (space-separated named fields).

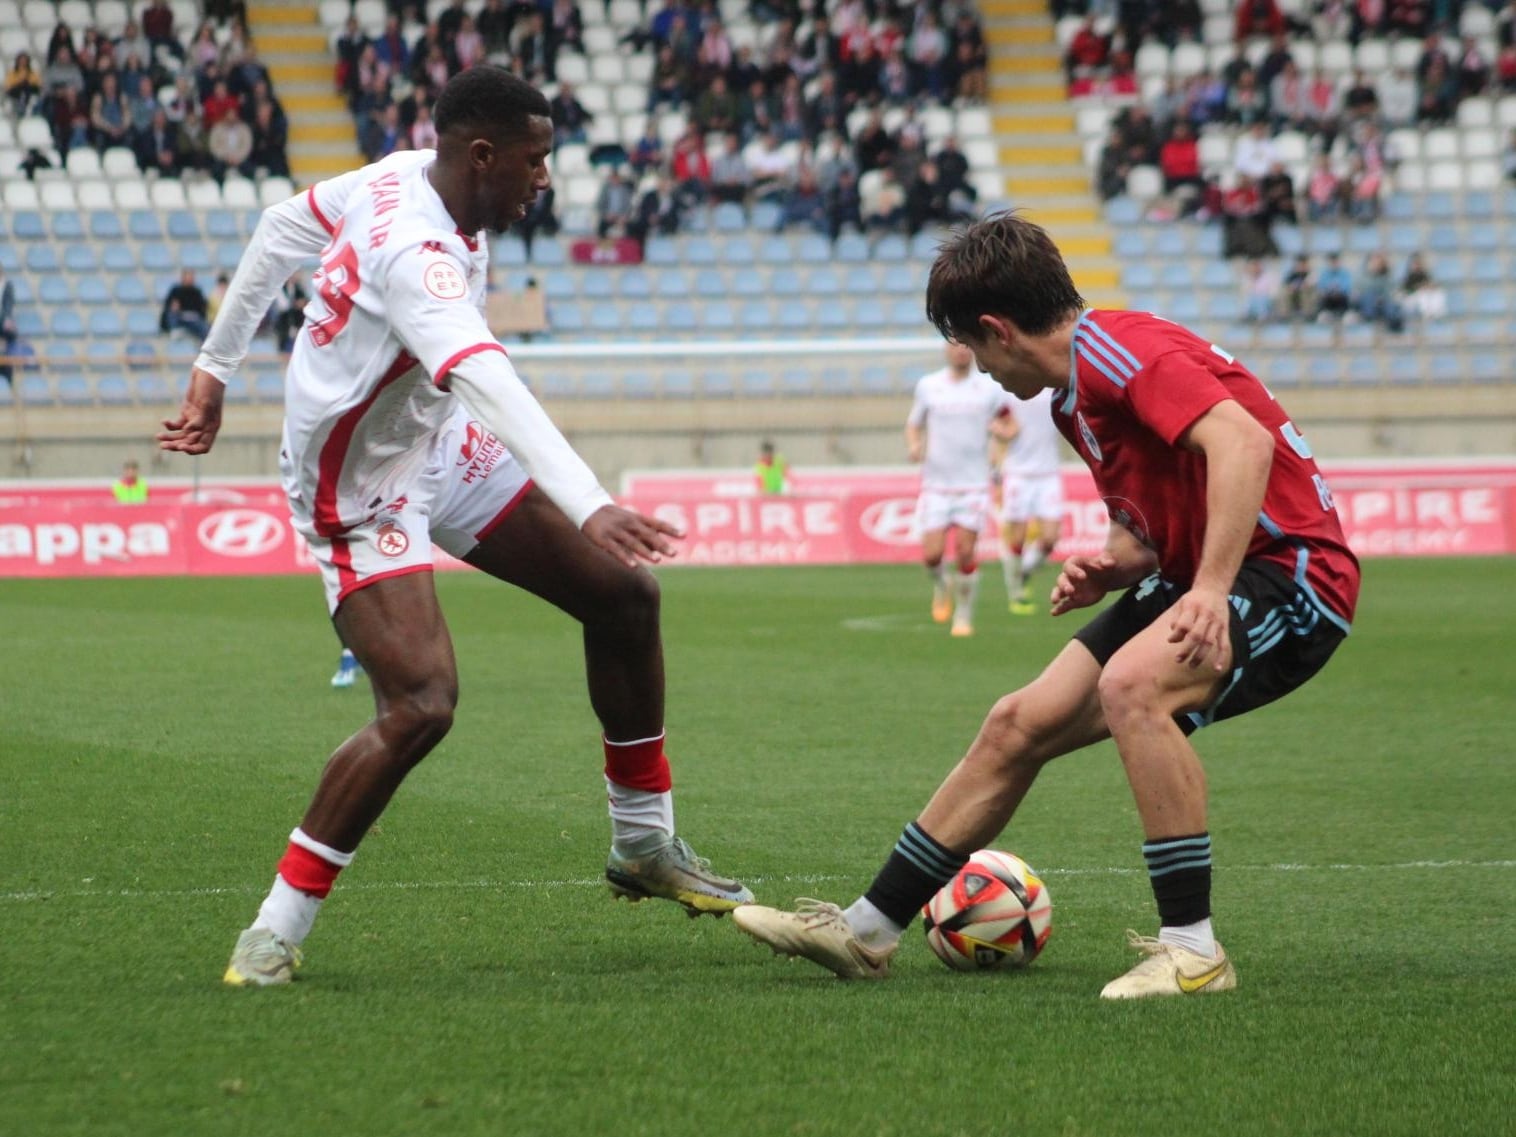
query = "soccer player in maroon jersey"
xmin=734 ymin=212 xmax=1360 ymax=998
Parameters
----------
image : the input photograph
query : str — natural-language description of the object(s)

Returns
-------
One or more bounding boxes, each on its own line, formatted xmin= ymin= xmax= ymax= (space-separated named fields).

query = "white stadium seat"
xmin=222 ymin=177 xmax=259 ymax=208
xmin=576 ymin=83 xmax=610 ymax=114
xmin=1499 ymin=97 xmax=1516 ymax=128
xmin=1462 ymin=128 xmax=1499 ymax=159
xmin=101 ymin=147 xmax=139 ymax=178
xmin=1319 ymin=40 xmax=1353 ymax=75
xmin=625 ymin=53 xmax=654 ymax=84
xmin=319 ymin=0 xmax=349 ymax=31
xmin=150 ymin=178 xmax=188 ymax=210
xmin=39 ymin=180 xmax=77 ymax=211
xmin=75 ymin=180 xmax=114 ymax=210
xmin=114 ymin=180 xmax=151 ymax=209
xmin=1171 ymin=43 xmax=1206 ymax=78
xmin=1389 ymin=39 xmax=1421 ymax=70
xmin=1387 ymin=129 xmax=1420 ymax=160
xmin=1126 ymin=164 xmax=1163 ymax=201
xmin=1456 ymin=98 xmax=1494 ymax=128
xmin=1392 ymin=162 xmax=1425 ymax=192
xmin=21 ymin=0 xmax=55 ymax=27
xmin=963 ymin=138 xmax=998 ymax=170
xmin=65 ymin=147 xmax=102 ymax=178
xmin=555 ymin=54 xmax=589 ymax=84
xmin=187 ymin=179 xmax=224 ymax=208
xmin=1273 ymin=131 xmax=1309 ymax=164
xmin=591 ymin=55 xmax=625 ymax=84
xmin=1135 ymin=43 xmax=1169 ymax=79
xmin=260 ymin=177 xmax=296 ymax=207
xmin=564 ymin=173 xmax=600 ymax=208
xmin=955 ymin=107 xmax=991 ymax=140
xmin=57 ymin=0 xmax=91 ymax=26
xmin=17 ymin=116 xmax=52 ymax=149
xmin=1423 ymin=129 xmax=1460 ymax=162
xmin=612 ymin=83 xmax=645 ymax=114
xmin=1464 ymin=159 xmax=1501 ymax=189
xmin=3 ymin=179 xmax=40 ymax=209
xmin=1426 ymin=163 xmax=1464 ymax=191
xmin=1075 ymin=105 xmax=1112 ymax=139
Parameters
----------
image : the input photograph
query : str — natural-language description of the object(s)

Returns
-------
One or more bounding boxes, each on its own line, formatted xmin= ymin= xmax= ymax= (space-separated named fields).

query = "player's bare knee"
xmin=975 ymin=692 xmax=1056 ymax=773
xmin=380 ymin=682 xmax=457 ymax=752
xmin=1096 ymin=660 xmax=1161 ymax=729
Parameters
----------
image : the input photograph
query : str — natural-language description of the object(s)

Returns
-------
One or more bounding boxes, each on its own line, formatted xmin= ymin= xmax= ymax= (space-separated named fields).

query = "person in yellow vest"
xmin=755 ymin=440 xmax=789 ymax=495
xmin=112 ymin=459 xmax=149 ymax=504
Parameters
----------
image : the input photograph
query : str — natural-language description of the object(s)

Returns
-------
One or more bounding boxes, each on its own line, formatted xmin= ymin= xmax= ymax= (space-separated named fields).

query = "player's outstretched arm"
xmin=1050 ymin=522 xmax=1158 ymax=616
xmin=157 ymin=366 xmax=226 ymax=455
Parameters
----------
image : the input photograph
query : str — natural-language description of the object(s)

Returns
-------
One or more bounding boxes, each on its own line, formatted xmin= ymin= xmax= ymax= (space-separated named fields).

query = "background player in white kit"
xmin=998 ymin=386 xmax=1064 ymax=615
xmin=905 ymin=341 xmax=1014 ymax=637
xmin=158 ymin=67 xmax=751 ymax=987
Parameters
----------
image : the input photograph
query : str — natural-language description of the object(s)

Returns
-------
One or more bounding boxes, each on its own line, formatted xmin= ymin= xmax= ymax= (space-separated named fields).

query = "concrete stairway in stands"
xmin=981 ymin=0 xmax=1124 ymax=306
xmin=247 ymin=1 xmax=359 ymax=184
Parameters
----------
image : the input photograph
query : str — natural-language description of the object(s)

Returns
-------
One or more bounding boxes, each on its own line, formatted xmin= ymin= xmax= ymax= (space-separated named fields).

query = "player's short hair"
xmin=434 ymin=65 xmax=551 ymax=140
xmin=925 ymin=212 xmax=1085 ymax=342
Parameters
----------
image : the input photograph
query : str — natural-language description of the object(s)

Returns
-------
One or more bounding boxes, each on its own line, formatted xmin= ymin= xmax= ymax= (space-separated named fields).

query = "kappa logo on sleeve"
xmin=422 ymin=259 xmax=468 ymax=300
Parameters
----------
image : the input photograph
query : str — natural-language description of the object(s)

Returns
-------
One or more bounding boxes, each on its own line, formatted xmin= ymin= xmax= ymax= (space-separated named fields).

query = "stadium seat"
xmin=88 ymin=310 xmax=126 ymax=336
xmin=140 ymin=243 xmax=174 ymax=271
xmin=625 ymin=302 xmax=659 ymax=333
xmin=76 ymin=278 xmax=110 ymax=305
xmin=587 ymin=305 xmax=623 ymax=334
xmin=38 ymin=275 xmax=72 ymax=305
xmin=49 ymin=309 xmax=85 ymax=337
xmin=25 ymin=245 xmax=59 ymax=272
xmin=11 ymin=211 xmax=45 ymax=239
xmin=126 ymin=310 xmax=160 ymax=336
xmin=129 ymin=211 xmax=164 ymax=239
xmin=167 ymin=211 xmax=202 ymax=240
xmin=581 ymin=271 xmax=616 ymax=300
xmin=49 ymin=211 xmax=84 ymax=239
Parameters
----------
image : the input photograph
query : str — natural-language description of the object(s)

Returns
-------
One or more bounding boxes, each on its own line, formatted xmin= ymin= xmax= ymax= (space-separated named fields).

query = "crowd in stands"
xmin=332 ymin=0 xmax=991 ymax=246
xmin=4 ymin=0 xmax=292 ymax=181
xmin=1089 ymin=2 xmax=1516 ymax=215
xmin=1240 ymin=248 xmax=1447 ymax=331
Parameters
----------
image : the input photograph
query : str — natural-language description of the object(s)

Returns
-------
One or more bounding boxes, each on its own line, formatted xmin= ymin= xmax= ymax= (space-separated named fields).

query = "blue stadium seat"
xmin=531 ymin=238 xmax=566 ymax=265
xmin=63 ymin=243 xmax=98 ymax=272
xmin=680 ymin=206 xmax=707 ymax=233
xmin=1421 ymin=192 xmax=1456 ymax=219
xmin=815 ymin=304 xmax=851 ymax=331
xmin=663 ymin=306 xmax=697 ymax=333
xmin=1205 ymin=293 xmax=1242 ymax=322
xmin=1273 ymin=226 xmax=1304 ymax=255
xmin=1152 ymin=228 xmax=1188 ymax=257
xmin=750 ymin=200 xmax=782 ymax=231
xmin=858 ymin=366 xmax=899 ymax=394
xmin=797 ymin=233 xmax=832 ymax=263
xmin=1263 ymin=355 xmax=1303 ymax=387
xmin=242 ymin=209 xmax=263 ymax=236
xmin=126 ymin=310 xmax=159 ymax=336
xmin=19 ymin=374 xmax=52 ymax=406
xmin=128 ymin=211 xmax=163 ymax=239
xmin=1307 ymin=355 xmax=1342 ymax=385
xmin=660 ymin=370 xmax=695 ymax=397
xmin=873 ymin=234 xmax=908 ymax=262
xmin=167 ymin=211 xmax=201 ymax=240
xmin=0 ymin=246 xmax=19 ymax=272
xmin=621 ymin=372 xmax=657 ymax=398
xmin=1469 ymin=353 xmax=1508 ymax=384
xmin=581 ymin=271 xmax=616 ymax=299
xmin=1346 ymin=354 xmax=1381 ymax=385
xmin=730 ymin=268 xmax=766 ymax=296
xmin=8 ymin=276 xmax=33 ymax=303
xmin=1104 ymin=197 xmax=1142 ymax=225
xmin=125 ymin=340 xmax=158 ymax=368
xmin=654 ymin=270 xmax=689 ymax=298
xmin=1113 ymin=231 xmax=1148 ymax=258
xmin=253 ymin=372 xmax=285 ymax=402
xmin=1198 ymin=260 xmax=1233 ymax=290
xmin=102 ymin=245 xmax=136 ymax=272
xmin=844 ymin=265 xmax=878 ymax=293
xmin=89 ymin=211 xmax=124 ymax=239
xmin=179 ymin=243 xmax=212 ymax=271
xmin=1346 ymin=226 xmax=1381 ymax=254
xmin=1194 ymin=227 xmax=1224 ymax=257
xmin=1462 ymin=191 xmax=1494 ymax=218
xmin=215 ymin=242 xmax=243 ymax=271
xmin=770 ymin=267 xmax=802 ymax=295
xmin=692 ymin=267 xmax=725 ymax=296
xmin=1298 ymin=323 xmax=1335 ymax=351
xmin=735 ymin=370 xmax=772 ymax=398
xmin=809 ymin=267 xmax=841 ymax=294
xmin=88 ymin=310 xmax=125 ymax=336
xmin=757 ymin=235 xmax=791 ymax=264
xmin=1471 ymin=290 xmax=1506 ymax=317
xmin=1387 ymin=354 xmax=1423 ymax=384
xmin=1470 ymin=257 xmax=1505 ymax=284
xmin=888 ymin=297 xmax=921 ymax=326
xmin=139 ymin=243 xmax=174 ymax=271
xmin=1158 ymin=263 xmax=1191 ymax=289
xmin=15 ymin=309 xmax=44 ymax=337
xmin=738 ymin=301 xmax=774 ymax=331
xmin=49 ymin=309 xmax=84 ymax=337
xmin=723 ymin=237 xmax=755 ymax=264
xmin=684 ymin=236 xmax=718 ymax=265
xmin=643 ymin=238 xmax=677 ymax=265
xmin=1122 ymin=263 xmax=1157 ymax=290
xmin=77 ymin=278 xmax=110 ymax=305
xmin=57 ymin=374 xmax=94 ymax=405
xmin=853 ymin=301 xmax=889 ymax=329
xmin=545 ymin=303 xmax=582 ymax=332
xmin=87 ymin=339 xmax=123 ymax=363
xmin=1386 ymin=227 xmax=1422 ymax=254
xmin=833 ymin=232 xmax=870 ymax=263
xmin=133 ymin=373 xmax=176 ymax=404
xmin=1380 ymin=194 xmax=1414 ymax=220
xmin=25 ymin=245 xmax=59 ymax=271
xmin=11 ymin=211 xmax=46 ymax=239
xmin=1164 ymin=294 xmax=1201 ymax=323
xmin=775 ymin=303 xmax=811 ymax=331
xmin=97 ymin=376 xmax=132 ymax=405
xmin=617 ymin=269 xmax=651 ymax=299
xmin=1310 ymin=228 xmax=1343 ymax=255
xmin=50 ymin=211 xmax=84 ymax=239
xmin=587 ymin=305 xmax=622 ymax=334
xmin=702 ymin=371 xmax=738 ymax=398
xmin=493 ymin=235 xmax=527 ymax=265
xmin=626 ymin=302 xmax=659 ymax=332
xmin=38 ymin=276 xmax=71 ymax=304
xmin=711 ymin=202 xmax=746 ymax=232
xmin=541 ymin=270 xmax=575 ymax=299
xmin=205 ymin=210 xmax=240 ymax=239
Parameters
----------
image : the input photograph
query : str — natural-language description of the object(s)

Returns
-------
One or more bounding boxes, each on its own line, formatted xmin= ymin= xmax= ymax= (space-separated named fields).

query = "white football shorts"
xmin=1000 ymin=472 xmax=1063 ymax=524
xmin=915 ymin=489 xmax=990 ymax=535
xmin=291 ymin=413 xmax=533 ymax=614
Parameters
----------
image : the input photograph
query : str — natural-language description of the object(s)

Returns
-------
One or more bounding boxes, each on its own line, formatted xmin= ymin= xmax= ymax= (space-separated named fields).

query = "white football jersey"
xmin=1000 ymin=387 xmax=1061 ymax=477
xmin=907 ymin=367 xmax=1012 ymax=492
xmin=281 ymin=150 xmax=504 ymax=538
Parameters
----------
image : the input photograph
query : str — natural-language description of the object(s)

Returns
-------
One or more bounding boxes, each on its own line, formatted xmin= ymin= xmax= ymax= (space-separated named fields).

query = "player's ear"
xmin=978 ymin=313 xmax=1013 ymax=349
xmin=468 ymin=137 xmax=495 ymax=170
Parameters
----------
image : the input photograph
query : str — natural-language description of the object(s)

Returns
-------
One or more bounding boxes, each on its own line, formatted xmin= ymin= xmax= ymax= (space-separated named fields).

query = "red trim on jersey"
xmin=603 ymin=734 xmax=673 ymax=793
xmin=474 ymin=479 xmax=535 ymax=544
xmin=335 ymin=563 xmax=435 ymax=607
xmin=307 ymin=185 xmax=335 ymax=235
xmin=456 ymin=229 xmax=480 ymax=251
xmin=277 ymin=840 xmax=344 ymax=898
xmin=312 ymin=349 xmax=419 ymax=536
xmin=330 ymin=535 xmax=357 ymax=596
xmin=433 ymin=341 xmax=508 ymax=391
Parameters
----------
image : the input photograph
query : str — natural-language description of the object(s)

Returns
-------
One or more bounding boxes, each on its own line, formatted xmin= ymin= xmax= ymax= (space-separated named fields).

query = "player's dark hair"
xmin=925 ymin=211 xmax=1085 ymax=342
xmin=434 ymin=65 xmax=550 ymax=140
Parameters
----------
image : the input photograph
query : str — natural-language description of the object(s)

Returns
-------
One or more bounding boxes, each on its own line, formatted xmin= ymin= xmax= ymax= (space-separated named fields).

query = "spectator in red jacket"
xmin=1159 ymin=121 xmax=1202 ymax=193
xmin=1064 ymin=18 xmax=1107 ymax=84
xmin=1235 ymin=0 xmax=1286 ymax=41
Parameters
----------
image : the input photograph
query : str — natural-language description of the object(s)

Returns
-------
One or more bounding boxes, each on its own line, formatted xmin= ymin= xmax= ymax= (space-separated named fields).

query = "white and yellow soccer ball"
xmin=921 ymin=849 xmax=1053 ymax=971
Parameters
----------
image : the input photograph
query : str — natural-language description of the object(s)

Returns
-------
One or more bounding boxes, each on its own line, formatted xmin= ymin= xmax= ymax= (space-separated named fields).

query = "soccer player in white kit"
xmin=158 ymin=68 xmax=752 ymax=987
xmin=998 ymin=386 xmax=1064 ymax=614
xmin=905 ymin=340 xmax=1015 ymax=636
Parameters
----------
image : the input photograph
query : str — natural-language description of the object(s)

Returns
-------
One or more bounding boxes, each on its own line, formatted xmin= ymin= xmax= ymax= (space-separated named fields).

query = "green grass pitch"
xmin=2 ymin=558 xmax=1512 ymax=1136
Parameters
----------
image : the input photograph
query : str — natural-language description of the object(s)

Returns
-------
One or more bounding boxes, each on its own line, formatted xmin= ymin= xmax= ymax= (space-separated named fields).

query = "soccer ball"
xmin=921 ymin=849 xmax=1052 ymax=971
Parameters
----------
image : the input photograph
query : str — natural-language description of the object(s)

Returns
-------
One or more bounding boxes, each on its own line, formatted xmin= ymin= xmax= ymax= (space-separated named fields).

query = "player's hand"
xmin=582 ymin=505 xmax=683 ymax=568
xmin=907 ymin=440 xmax=924 ymax=463
xmin=1166 ymin=586 xmax=1233 ymax=672
xmin=158 ymin=367 xmax=225 ymax=455
xmin=1050 ymin=552 xmax=1121 ymax=616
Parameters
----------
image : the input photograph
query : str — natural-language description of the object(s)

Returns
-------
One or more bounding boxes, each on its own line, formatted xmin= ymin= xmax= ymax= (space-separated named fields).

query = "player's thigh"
xmin=334 ymin=569 xmax=458 ymax=702
xmin=946 ymin=523 xmax=978 ymax=566
xmin=1003 ymin=638 xmax=1111 ymax=761
xmin=462 ymin=486 xmax=656 ymax=625
xmin=920 ymin=527 xmax=948 ymax=562
xmin=1100 ymin=608 xmax=1233 ymax=719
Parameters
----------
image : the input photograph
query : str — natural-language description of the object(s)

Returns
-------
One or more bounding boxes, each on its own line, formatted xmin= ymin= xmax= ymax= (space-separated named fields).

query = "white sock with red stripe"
xmin=604 ymin=733 xmax=674 ymax=855
xmin=253 ymin=828 xmax=354 ymax=945
xmin=1002 ymin=544 xmax=1025 ymax=598
xmin=953 ymin=565 xmax=979 ymax=625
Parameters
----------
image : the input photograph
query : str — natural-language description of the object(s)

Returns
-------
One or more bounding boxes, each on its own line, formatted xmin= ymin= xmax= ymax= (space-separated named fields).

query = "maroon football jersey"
xmin=1056 ymin=309 xmax=1359 ymax=627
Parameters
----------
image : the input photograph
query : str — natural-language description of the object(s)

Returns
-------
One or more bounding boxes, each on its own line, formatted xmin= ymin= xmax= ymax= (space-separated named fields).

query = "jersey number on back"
xmin=308 ymin=221 xmax=360 ymax=347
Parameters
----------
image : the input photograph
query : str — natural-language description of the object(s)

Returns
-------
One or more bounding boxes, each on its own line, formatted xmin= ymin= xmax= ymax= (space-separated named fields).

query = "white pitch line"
xmin=2 ymin=860 xmax=1512 ymax=905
